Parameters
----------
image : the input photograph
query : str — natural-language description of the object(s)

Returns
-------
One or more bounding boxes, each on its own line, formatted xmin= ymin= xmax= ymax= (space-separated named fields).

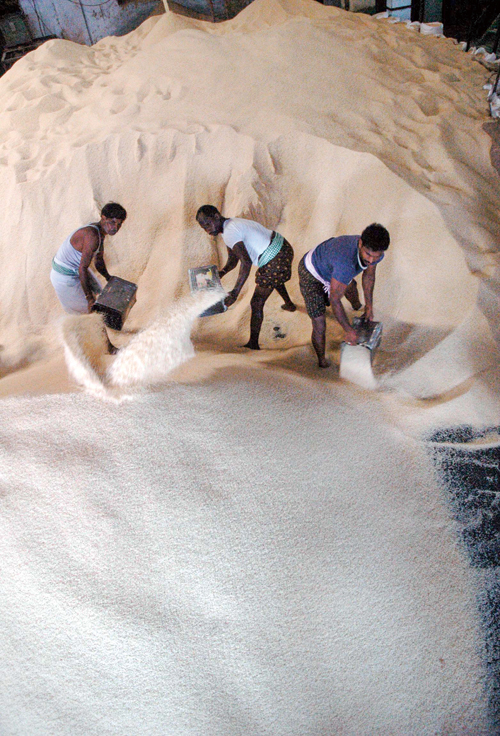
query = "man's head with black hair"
xmin=100 ymin=202 xmax=127 ymax=236
xmin=358 ymin=223 xmax=390 ymax=267
xmin=101 ymin=202 xmax=127 ymax=221
xmin=360 ymin=224 xmax=390 ymax=252
xmin=196 ymin=205 xmax=225 ymax=237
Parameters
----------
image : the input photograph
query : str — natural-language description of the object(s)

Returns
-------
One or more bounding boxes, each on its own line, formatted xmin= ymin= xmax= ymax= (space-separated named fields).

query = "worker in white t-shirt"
xmin=196 ymin=205 xmax=296 ymax=349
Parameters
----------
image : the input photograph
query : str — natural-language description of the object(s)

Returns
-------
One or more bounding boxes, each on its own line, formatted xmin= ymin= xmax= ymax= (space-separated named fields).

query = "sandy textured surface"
xmin=0 ymin=0 xmax=499 ymax=732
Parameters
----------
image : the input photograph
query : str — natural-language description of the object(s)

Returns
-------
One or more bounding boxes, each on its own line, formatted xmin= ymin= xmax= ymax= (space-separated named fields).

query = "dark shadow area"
xmin=0 ymin=4 xmax=56 ymax=76
xmin=443 ymin=0 xmax=493 ymax=42
xmin=429 ymin=426 xmax=500 ymax=730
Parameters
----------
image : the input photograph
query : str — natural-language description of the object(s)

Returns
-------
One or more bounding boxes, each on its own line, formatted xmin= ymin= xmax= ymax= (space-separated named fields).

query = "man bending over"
xmin=298 ymin=224 xmax=390 ymax=368
xmin=51 ymin=202 xmax=127 ymax=314
xmin=196 ymin=205 xmax=296 ymax=350
xmin=51 ymin=202 xmax=127 ymax=353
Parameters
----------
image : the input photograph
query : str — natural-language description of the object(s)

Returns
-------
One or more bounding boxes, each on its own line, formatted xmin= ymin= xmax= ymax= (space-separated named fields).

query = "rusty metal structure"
xmin=165 ymin=0 xmax=254 ymax=22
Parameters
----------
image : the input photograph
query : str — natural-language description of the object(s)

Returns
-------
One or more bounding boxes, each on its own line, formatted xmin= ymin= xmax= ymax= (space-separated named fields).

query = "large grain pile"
xmin=0 ymin=1 xmax=498 ymax=732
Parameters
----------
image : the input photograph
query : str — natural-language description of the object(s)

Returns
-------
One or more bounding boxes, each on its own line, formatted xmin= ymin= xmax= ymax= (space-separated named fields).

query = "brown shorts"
xmin=298 ymin=254 xmax=330 ymax=319
xmin=255 ymin=240 xmax=294 ymax=289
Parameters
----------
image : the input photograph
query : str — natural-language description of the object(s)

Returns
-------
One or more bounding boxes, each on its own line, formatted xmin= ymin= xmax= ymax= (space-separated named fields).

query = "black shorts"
xmin=255 ymin=240 xmax=293 ymax=289
xmin=298 ymin=254 xmax=330 ymax=318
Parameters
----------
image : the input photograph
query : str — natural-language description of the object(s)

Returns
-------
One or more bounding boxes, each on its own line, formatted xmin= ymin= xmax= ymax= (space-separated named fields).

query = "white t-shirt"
xmin=222 ymin=218 xmax=273 ymax=266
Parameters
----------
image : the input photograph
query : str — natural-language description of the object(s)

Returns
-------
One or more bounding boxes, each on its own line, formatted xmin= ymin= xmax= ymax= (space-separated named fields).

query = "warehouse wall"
xmin=19 ymin=0 xmax=162 ymax=45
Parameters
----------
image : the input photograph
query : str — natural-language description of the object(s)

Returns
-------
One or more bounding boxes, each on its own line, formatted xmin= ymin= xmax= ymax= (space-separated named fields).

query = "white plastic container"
xmin=420 ymin=21 xmax=444 ymax=36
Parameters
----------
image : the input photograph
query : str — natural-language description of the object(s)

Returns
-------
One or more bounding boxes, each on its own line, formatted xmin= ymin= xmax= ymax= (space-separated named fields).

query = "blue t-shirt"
xmin=311 ymin=235 xmax=383 ymax=285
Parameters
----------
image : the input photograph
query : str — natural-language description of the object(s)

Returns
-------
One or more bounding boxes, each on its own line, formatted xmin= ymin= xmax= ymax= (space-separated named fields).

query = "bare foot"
xmin=318 ymin=358 xmax=330 ymax=368
xmin=281 ymin=303 xmax=297 ymax=312
xmin=243 ymin=341 xmax=260 ymax=350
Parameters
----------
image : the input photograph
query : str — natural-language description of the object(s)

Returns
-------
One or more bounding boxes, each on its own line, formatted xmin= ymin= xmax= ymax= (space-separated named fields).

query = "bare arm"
xmin=361 ymin=265 xmax=376 ymax=321
xmin=218 ymin=248 xmax=239 ymax=278
xmin=330 ymin=277 xmax=358 ymax=345
xmin=76 ymin=229 xmax=100 ymax=311
xmin=94 ymin=248 xmax=111 ymax=281
xmin=224 ymin=241 xmax=252 ymax=307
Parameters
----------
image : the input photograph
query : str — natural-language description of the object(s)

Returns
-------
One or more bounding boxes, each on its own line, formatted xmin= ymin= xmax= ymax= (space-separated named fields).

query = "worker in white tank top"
xmin=196 ymin=205 xmax=296 ymax=350
xmin=50 ymin=202 xmax=127 ymax=316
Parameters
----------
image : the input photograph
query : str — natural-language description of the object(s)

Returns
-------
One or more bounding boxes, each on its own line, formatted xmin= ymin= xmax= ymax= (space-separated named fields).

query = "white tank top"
xmin=54 ymin=224 xmax=102 ymax=271
xmin=222 ymin=218 xmax=273 ymax=266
